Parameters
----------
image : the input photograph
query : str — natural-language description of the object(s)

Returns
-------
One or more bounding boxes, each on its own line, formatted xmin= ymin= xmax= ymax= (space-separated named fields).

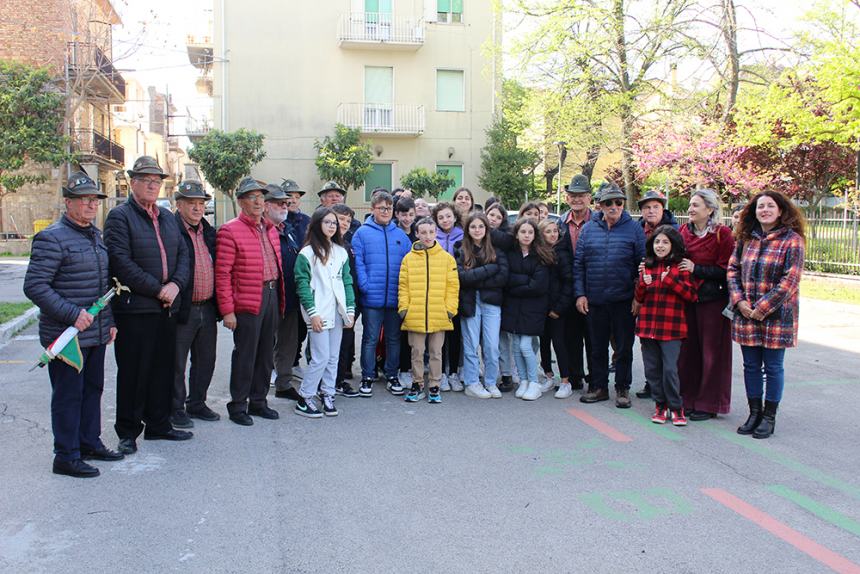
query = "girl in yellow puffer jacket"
xmin=398 ymin=218 xmax=460 ymax=403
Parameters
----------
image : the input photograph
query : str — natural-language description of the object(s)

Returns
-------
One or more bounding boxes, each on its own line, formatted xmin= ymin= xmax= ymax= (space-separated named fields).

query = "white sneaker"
xmin=440 ymin=374 xmax=451 ymax=392
xmin=464 ymin=384 xmax=491 ymax=399
xmin=448 ymin=373 xmax=464 ymax=392
xmin=486 ymin=385 xmax=502 ymax=398
xmin=522 ymin=381 xmax=543 ymax=401
xmin=540 ymin=374 xmax=556 ymax=393
xmin=554 ymin=382 xmax=573 ymax=399
xmin=398 ymin=371 xmax=413 ymax=386
xmin=515 ymin=379 xmax=529 ymax=399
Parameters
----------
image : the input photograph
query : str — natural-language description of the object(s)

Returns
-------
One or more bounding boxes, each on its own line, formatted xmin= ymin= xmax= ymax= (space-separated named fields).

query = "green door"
xmin=436 ymin=164 xmax=462 ymax=200
xmin=365 ymin=163 xmax=393 ymax=201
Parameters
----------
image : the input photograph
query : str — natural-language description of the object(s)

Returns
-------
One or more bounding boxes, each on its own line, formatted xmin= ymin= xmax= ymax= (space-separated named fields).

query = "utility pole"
xmin=554 ymin=141 xmax=567 ymax=213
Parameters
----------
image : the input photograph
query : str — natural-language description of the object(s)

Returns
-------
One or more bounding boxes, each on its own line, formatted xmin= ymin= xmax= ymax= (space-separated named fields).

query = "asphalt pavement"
xmin=1 ymin=280 xmax=859 ymax=573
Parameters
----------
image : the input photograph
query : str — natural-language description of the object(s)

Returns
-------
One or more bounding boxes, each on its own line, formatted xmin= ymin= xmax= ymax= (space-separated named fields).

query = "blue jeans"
xmin=741 ymin=345 xmax=786 ymax=402
xmin=461 ymin=294 xmax=501 ymax=388
xmin=360 ymin=307 xmax=402 ymax=380
xmin=512 ymin=334 xmax=539 ymax=384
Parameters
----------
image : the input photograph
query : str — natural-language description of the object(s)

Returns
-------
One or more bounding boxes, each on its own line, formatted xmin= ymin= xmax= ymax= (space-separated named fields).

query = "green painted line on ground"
xmin=714 ymin=429 xmax=860 ymax=501
xmin=767 ymin=484 xmax=860 ymax=538
xmin=617 ymin=409 xmax=685 ymax=441
xmin=579 ymin=487 xmax=695 ymax=522
xmin=791 ymin=379 xmax=859 ymax=388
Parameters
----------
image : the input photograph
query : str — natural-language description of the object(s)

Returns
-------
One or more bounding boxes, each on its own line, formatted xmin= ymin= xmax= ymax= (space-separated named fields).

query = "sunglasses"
xmin=601 ymin=199 xmax=625 ymax=207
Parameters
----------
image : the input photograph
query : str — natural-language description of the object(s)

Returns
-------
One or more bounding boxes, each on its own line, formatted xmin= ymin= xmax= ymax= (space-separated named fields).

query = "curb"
xmin=0 ymin=306 xmax=39 ymax=345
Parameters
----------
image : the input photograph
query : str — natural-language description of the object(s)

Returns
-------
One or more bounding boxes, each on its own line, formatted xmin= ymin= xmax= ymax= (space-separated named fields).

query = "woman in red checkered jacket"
xmin=635 ymin=225 xmax=698 ymax=427
xmin=728 ymin=191 xmax=805 ymax=440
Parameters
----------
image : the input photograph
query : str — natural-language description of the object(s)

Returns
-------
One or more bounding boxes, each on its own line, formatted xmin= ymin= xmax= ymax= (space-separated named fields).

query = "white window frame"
xmin=435 ymin=68 xmax=466 ymax=112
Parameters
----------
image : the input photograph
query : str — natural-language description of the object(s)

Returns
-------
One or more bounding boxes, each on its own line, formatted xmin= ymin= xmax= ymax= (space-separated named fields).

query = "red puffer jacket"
xmin=215 ymin=213 xmax=285 ymax=316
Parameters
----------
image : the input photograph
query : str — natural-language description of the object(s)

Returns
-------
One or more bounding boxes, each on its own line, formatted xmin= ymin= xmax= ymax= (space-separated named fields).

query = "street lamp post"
xmin=554 ymin=141 xmax=567 ymax=214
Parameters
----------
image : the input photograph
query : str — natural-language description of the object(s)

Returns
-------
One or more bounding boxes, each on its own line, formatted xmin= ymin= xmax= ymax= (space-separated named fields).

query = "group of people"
xmin=24 ymin=154 xmax=806 ymax=479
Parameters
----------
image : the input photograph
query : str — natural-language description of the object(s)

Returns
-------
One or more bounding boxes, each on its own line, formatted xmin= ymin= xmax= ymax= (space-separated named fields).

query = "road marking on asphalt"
xmin=566 ymin=407 xmax=633 ymax=442
xmin=0 ymin=360 xmax=27 ymax=364
xmin=617 ymin=409 xmax=685 ymax=442
xmin=702 ymin=488 xmax=860 ymax=574
xmin=714 ymin=429 xmax=860 ymax=501
xmin=580 ymin=487 xmax=694 ymax=522
xmin=767 ymin=485 xmax=860 ymax=538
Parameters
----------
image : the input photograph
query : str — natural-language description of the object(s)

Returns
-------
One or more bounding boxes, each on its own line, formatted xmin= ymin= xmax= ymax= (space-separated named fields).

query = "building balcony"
xmin=66 ymin=42 xmax=126 ymax=103
xmin=71 ymin=128 xmax=125 ymax=167
xmin=338 ymin=12 xmax=424 ymax=50
xmin=186 ymin=115 xmax=212 ymax=144
xmin=337 ymin=103 xmax=425 ymax=136
xmin=186 ymin=35 xmax=214 ymax=72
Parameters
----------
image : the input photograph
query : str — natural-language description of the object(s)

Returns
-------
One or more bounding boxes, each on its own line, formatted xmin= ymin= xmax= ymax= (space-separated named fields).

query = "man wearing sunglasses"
xmin=573 ymin=182 xmax=646 ymax=408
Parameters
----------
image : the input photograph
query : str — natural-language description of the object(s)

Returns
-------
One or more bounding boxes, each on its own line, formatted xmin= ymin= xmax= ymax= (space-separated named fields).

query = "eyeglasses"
xmin=374 ymin=206 xmax=393 ymax=213
xmin=270 ymin=201 xmax=289 ymax=207
xmin=242 ymin=193 xmax=265 ymax=202
xmin=601 ymin=199 xmax=625 ymax=207
xmin=74 ymin=197 xmax=101 ymax=205
xmin=135 ymin=177 xmax=163 ymax=188
xmin=322 ymin=219 xmax=338 ymax=227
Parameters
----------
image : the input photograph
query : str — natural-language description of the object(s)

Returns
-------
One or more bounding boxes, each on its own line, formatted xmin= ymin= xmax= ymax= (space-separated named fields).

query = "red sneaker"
xmin=671 ymin=408 xmax=688 ymax=426
xmin=651 ymin=404 xmax=668 ymax=424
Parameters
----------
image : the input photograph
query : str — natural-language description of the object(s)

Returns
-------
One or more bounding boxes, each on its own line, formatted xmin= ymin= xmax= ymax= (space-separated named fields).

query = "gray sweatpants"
xmin=299 ymin=315 xmax=344 ymax=399
xmin=640 ymin=338 xmax=683 ymax=411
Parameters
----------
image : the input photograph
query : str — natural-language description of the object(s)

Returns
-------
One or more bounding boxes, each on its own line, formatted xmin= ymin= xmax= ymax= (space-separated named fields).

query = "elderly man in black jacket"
xmin=24 ymin=171 xmax=123 ymax=478
xmin=104 ymin=156 xmax=192 ymax=455
xmin=171 ymin=179 xmax=219 ymax=428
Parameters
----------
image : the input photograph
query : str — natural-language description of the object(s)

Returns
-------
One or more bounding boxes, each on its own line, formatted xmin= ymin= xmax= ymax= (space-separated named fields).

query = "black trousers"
xmin=49 ymin=345 xmax=106 ymax=461
xmin=442 ymin=316 xmax=461 ymax=376
xmin=540 ymin=316 xmax=570 ymax=379
xmin=586 ymin=300 xmax=635 ymax=391
xmin=173 ymin=300 xmax=218 ymax=411
xmin=564 ymin=308 xmax=592 ymax=383
xmin=114 ymin=311 xmax=176 ymax=439
xmin=228 ymin=286 xmax=277 ymax=416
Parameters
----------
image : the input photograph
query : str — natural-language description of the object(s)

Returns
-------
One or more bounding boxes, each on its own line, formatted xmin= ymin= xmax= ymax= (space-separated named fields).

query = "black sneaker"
xmin=359 ymin=378 xmax=373 ymax=397
xmin=321 ymin=395 xmax=339 ymax=417
xmin=274 ymin=386 xmax=302 ymax=401
xmin=498 ymin=375 xmax=515 ymax=393
xmin=336 ymin=381 xmax=360 ymax=398
xmin=405 ymin=382 xmax=425 ymax=403
xmin=170 ymin=409 xmax=194 ymax=429
xmin=294 ymin=397 xmax=323 ymax=419
xmin=345 ymin=369 xmax=354 ymax=380
xmin=386 ymin=376 xmax=405 ymax=396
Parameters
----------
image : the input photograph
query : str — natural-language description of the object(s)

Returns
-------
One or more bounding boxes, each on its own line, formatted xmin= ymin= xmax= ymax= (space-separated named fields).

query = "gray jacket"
xmin=24 ymin=215 xmax=113 ymax=348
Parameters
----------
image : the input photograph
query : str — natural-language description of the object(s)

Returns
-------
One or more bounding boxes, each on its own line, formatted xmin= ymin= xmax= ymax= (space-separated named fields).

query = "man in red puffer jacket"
xmin=215 ymin=177 xmax=286 ymax=426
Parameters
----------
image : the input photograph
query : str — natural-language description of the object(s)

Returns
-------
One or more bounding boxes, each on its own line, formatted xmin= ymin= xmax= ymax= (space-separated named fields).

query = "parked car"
xmin=156 ymin=198 xmax=172 ymax=212
xmin=205 ymin=199 xmax=215 ymax=215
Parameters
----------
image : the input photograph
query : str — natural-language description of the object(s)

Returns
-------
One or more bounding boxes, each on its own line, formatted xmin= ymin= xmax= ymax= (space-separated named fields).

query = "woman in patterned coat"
xmin=728 ymin=191 xmax=805 ymax=439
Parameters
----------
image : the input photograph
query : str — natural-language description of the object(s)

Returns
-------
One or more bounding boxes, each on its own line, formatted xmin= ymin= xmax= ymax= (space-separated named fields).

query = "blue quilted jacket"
xmin=24 ymin=215 xmax=114 ymax=348
xmin=352 ymin=218 xmax=410 ymax=309
xmin=574 ymin=210 xmax=646 ymax=304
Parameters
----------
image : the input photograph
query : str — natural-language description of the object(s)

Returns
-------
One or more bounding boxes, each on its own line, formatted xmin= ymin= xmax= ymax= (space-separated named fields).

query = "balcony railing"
xmin=338 ymin=103 xmax=425 ymax=136
xmin=338 ymin=12 xmax=425 ymax=49
xmin=72 ymin=128 xmax=125 ymax=166
xmin=67 ymin=42 xmax=126 ymax=102
xmin=186 ymin=116 xmax=211 ymax=142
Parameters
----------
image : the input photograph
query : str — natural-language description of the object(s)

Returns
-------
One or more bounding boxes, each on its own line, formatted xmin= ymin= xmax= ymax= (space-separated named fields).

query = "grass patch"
xmin=801 ymin=277 xmax=860 ymax=305
xmin=0 ymin=302 xmax=33 ymax=323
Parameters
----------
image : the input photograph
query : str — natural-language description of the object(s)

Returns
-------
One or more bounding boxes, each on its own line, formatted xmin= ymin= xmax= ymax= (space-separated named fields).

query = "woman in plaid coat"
xmin=728 ymin=191 xmax=805 ymax=439
xmin=635 ymin=226 xmax=698 ymax=427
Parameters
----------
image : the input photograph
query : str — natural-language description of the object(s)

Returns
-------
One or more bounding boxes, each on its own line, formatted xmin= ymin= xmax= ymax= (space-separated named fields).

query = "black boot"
xmin=752 ymin=400 xmax=778 ymax=439
xmin=737 ymin=397 xmax=763 ymax=435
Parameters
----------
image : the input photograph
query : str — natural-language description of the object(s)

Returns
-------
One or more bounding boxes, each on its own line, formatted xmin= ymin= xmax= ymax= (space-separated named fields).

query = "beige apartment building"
xmin=213 ymin=0 xmax=500 ymax=212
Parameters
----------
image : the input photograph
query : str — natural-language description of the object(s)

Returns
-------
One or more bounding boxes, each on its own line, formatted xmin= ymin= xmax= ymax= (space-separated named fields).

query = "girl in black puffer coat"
xmin=485 ymin=202 xmax=516 ymax=390
xmin=502 ymin=217 xmax=553 ymax=401
xmin=537 ymin=220 xmax=574 ymax=398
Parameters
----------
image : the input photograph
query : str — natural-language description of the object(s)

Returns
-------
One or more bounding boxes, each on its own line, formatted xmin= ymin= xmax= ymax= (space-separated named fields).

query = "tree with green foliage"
xmin=479 ymin=115 xmax=540 ymax=209
xmin=314 ymin=124 xmax=373 ymax=193
xmin=400 ymin=167 xmax=454 ymax=200
xmin=0 ymin=60 xmax=71 ymax=232
xmin=188 ymin=128 xmax=266 ymax=216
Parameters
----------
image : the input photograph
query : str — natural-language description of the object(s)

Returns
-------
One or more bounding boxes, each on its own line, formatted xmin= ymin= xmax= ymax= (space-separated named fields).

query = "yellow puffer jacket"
xmin=398 ymin=241 xmax=459 ymax=333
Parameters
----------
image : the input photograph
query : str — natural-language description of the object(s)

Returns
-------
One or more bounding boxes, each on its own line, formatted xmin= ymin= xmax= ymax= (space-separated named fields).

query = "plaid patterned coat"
xmin=634 ymin=262 xmax=698 ymax=341
xmin=727 ymin=225 xmax=804 ymax=349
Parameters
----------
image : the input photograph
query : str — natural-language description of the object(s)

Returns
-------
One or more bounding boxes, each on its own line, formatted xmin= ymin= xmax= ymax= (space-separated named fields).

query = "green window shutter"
xmin=452 ymin=0 xmax=463 ymax=14
xmin=379 ymin=0 xmax=392 ymax=13
xmin=365 ymin=0 xmax=379 ymax=12
xmin=437 ymin=0 xmax=451 ymax=12
xmin=436 ymin=70 xmax=465 ymax=112
xmin=365 ymin=67 xmax=393 ymax=104
xmin=365 ymin=163 xmax=393 ymax=202
xmin=436 ymin=164 xmax=463 ymax=200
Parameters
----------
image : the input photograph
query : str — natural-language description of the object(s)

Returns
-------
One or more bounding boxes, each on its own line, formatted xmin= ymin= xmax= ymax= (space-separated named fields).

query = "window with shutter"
xmin=437 ymin=0 xmax=462 ymax=23
xmin=436 ymin=70 xmax=465 ymax=112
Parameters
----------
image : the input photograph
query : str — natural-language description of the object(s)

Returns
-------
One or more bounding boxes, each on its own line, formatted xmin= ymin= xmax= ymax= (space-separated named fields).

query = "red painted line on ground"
xmin=566 ymin=408 xmax=633 ymax=443
xmin=702 ymin=488 xmax=860 ymax=574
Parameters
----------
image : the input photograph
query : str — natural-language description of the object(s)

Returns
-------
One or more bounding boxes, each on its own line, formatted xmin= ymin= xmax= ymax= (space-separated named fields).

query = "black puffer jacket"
xmin=24 ymin=215 xmax=113 ymax=348
xmin=454 ymin=242 xmax=509 ymax=318
xmin=104 ymin=194 xmax=189 ymax=314
xmin=175 ymin=212 xmax=217 ymax=324
xmin=502 ymin=249 xmax=550 ymax=336
xmin=548 ymin=240 xmax=574 ymax=316
xmin=490 ymin=226 xmax=515 ymax=251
